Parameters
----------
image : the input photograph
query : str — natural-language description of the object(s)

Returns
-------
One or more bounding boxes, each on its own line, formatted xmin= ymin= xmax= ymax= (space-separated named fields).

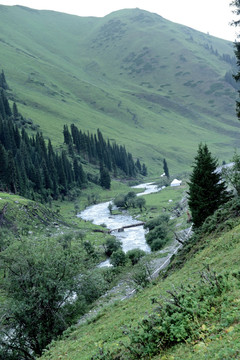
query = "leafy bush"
xmin=110 ymin=249 xmax=126 ymax=267
xmin=0 ymin=237 xmax=84 ymax=358
xmin=125 ymin=270 xmax=234 ymax=358
xmin=131 ymin=262 xmax=151 ymax=288
xmin=79 ymin=270 xmax=108 ymax=304
xmin=126 ymin=248 xmax=146 ymax=265
xmin=200 ymin=197 xmax=240 ymax=235
xmin=150 ymin=238 xmax=168 ymax=251
xmin=144 ymin=214 xmax=169 ymax=231
xmin=144 ymin=215 xmax=171 ymax=251
xmin=104 ymin=238 xmax=122 ymax=257
xmin=113 ymin=194 xmax=126 ymax=208
xmin=113 ymin=191 xmax=137 ymax=209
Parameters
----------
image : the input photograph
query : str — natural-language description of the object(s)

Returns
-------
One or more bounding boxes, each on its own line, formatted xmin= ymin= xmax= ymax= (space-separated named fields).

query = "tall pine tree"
xmin=187 ymin=144 xmax=229 ymax=228
xmin=163 ymin=158 xmax=170 ymax=178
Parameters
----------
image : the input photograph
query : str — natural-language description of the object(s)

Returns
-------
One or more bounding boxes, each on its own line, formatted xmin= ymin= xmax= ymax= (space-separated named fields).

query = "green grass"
xmin=0 ymin=6 xmax=239 ymax=176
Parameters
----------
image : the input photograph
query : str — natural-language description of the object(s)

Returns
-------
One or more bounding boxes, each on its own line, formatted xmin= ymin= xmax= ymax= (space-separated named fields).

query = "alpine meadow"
xmin=0 ymin=3 xmax=240 ymax=360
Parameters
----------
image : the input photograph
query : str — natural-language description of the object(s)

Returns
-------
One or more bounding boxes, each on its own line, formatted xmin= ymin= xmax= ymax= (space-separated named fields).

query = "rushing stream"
xmin=78 ymin=183 xmax=163 ymax=265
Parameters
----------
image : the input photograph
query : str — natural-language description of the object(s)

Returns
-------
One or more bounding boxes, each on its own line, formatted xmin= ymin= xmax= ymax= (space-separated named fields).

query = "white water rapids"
xmin=78 ymin=183 xmax=164 ymax=265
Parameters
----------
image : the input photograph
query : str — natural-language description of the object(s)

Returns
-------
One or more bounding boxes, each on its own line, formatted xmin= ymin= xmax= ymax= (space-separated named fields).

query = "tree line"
xmin=0 ymin=87 xmax=87 ymax=201
xmin=63 ymin=124 xmax=147 ymax=178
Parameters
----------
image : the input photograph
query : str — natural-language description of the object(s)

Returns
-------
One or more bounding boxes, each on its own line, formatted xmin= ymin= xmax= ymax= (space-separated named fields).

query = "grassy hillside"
xmin=39 ymin=205 xmax=240 ymax=360
xmin=0 ymin=5 xmax=239 ymax=174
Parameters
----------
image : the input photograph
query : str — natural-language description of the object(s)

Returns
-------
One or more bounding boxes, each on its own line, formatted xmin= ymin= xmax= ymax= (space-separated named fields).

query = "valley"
xmin=0 ymin=4 xmax=240 ymax=359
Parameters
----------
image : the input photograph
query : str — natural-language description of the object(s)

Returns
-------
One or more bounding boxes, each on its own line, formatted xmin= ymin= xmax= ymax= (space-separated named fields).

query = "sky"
xmin=0 ymin=0 xmax=238 ymax=42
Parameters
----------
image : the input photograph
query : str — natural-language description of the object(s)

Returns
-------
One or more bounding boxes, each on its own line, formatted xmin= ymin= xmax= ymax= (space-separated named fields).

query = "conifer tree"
xmin=163 ymin=158 xmax=170 ymax=178
xmin=0 ymin=142 xmax=7 ymax=190
xmin=141 ymin=163 xmax=148 ymax=176
xmin=13 ymin=102 xmax=19 ymax=119
xmin=100 ymin=163 xmax=111 ymax=189
xmin=0 ymin=70 xmax=8 ymax=89
xmin=187 ymin=144 xmax=229 ymax=228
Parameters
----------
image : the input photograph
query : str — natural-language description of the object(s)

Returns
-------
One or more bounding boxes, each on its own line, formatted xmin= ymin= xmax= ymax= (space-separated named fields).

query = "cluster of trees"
xmin=0 ymin=90 xmax=87 ymax=200
xmin=63 ymin=124 xmax=147 ymax=178
xmin=144 ymin=214 xmax=172 ymax=251
xmin=113 ymin=191 xmax=146 ymax=211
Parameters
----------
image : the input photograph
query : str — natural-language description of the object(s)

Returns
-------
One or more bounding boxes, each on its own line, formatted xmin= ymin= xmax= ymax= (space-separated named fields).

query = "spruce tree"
xmin=141 ymin=163 xmax=148 ymax=176
xmin=187 ymin=144 xmax=230 ymax=228
xmin=100 ymin=163 xmax=111 ymax=189
xmin=0 ymin=70 xmax=8 ymax=90
xmin=163 ymin=158 xmax=170 ymax=178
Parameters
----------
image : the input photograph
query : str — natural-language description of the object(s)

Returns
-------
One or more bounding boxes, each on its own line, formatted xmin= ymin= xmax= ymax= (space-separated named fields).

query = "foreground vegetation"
xmin=39 ymin=200 xmax=240 ymax=360
xmin=0 ymin=178 xmax=187 ymax=358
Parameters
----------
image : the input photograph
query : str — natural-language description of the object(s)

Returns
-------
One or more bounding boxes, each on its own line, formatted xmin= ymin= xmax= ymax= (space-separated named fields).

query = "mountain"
xmin=0 ymin=5 xmax=239 ymax=174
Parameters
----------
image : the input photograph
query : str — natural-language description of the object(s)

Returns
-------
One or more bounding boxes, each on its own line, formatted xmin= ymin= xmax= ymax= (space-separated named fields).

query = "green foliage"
xmin=135 ymin=197 xmax=146 ymax=211
xmin=163 ymin=158 xmax=170 ymax=178
xmin=79 ymin=270 xmax=109 ymax=304
xmin=100 ymin=165 xmax=111 ymax=190
xmin=126 ymin=248 xmax=146 ymax=265
xmin=104 ymin=237 xmax=122 ymax=257
xmin=131 ymin=262 xmax=151 ymax=288
xmin=113 ymin=191 xmax=144 ymax=210
xmin=69 ymin=125 xmax=144 ymax=178
xmin=113 ymin=194 xmax=127 ymax=208
xmin=187 ymin=143 xmax=230 ymax=228
xmin=0 ymin=69 xmax=8 ymax=90
xmin=0 ymin=92 xmax=88 ymax=200
xmin=124 ymin=270 xmax=235 ymax=359
xmin=110 ymin=249 xmax=126 ymax=267
xmin=144 ymin=214 xmax=171 ymax=251
xmin=0 ymin=236 xmax=84 ymax=358
xmin=200 ymin=196 xmax=240 ymax=234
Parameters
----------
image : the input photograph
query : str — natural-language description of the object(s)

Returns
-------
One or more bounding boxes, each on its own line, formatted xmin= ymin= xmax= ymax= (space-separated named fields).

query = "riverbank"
xmin=76 ymin=182 xmax=190 ymax=324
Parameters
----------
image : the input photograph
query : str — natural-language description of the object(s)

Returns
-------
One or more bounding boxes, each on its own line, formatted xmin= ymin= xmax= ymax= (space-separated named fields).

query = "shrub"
xmin=150 ymin=238 xmax=168 ymax=251
xmin=113 ymin=194 xmax=126 ymax=208
xmin=144 ymin=214 xmax=171 ymax=251
xmin=104 ymin=238 xmax=122 ymax=257
xmin=144 ymin=214 xmax=169 ymax=231
xmin=126 ymin=248 xmax=146 ymax=265
xmin=132 ymin=262 xmax=152 ymax=288
xmin=110 ymin=249 xmax=126 ymax=267
xmin=79 ymin=270 xmax=108 ymax=304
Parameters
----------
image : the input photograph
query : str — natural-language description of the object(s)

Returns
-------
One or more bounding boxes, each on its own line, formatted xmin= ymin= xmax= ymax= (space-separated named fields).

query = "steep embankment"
xmin=40 ymin=201 xmax=240 ymax=360
xmin=0 ymin=5 xmax=239 ymax=174
xmin=0 ymin=192 xmax=68 ymax=233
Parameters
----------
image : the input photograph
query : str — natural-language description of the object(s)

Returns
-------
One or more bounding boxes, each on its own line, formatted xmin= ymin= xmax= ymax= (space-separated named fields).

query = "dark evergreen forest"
xmin=63 ymin=124 xmax=147 ymax=178
xmin=0 ymin=71 xmax=146 ymax=201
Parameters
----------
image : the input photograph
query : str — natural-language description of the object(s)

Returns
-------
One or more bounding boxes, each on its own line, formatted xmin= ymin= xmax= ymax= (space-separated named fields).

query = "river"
xmin=78 ymin=183 xmax=163 ymax=265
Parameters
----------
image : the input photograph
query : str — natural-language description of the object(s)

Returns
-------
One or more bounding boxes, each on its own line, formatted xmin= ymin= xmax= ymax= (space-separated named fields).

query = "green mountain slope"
xmin=0 ymin=5 xmax=239 ymax=174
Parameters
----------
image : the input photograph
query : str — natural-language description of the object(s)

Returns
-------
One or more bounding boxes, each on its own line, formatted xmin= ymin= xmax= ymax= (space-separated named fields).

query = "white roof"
xmin=170 ymin=179 xmax=182 ymax=186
